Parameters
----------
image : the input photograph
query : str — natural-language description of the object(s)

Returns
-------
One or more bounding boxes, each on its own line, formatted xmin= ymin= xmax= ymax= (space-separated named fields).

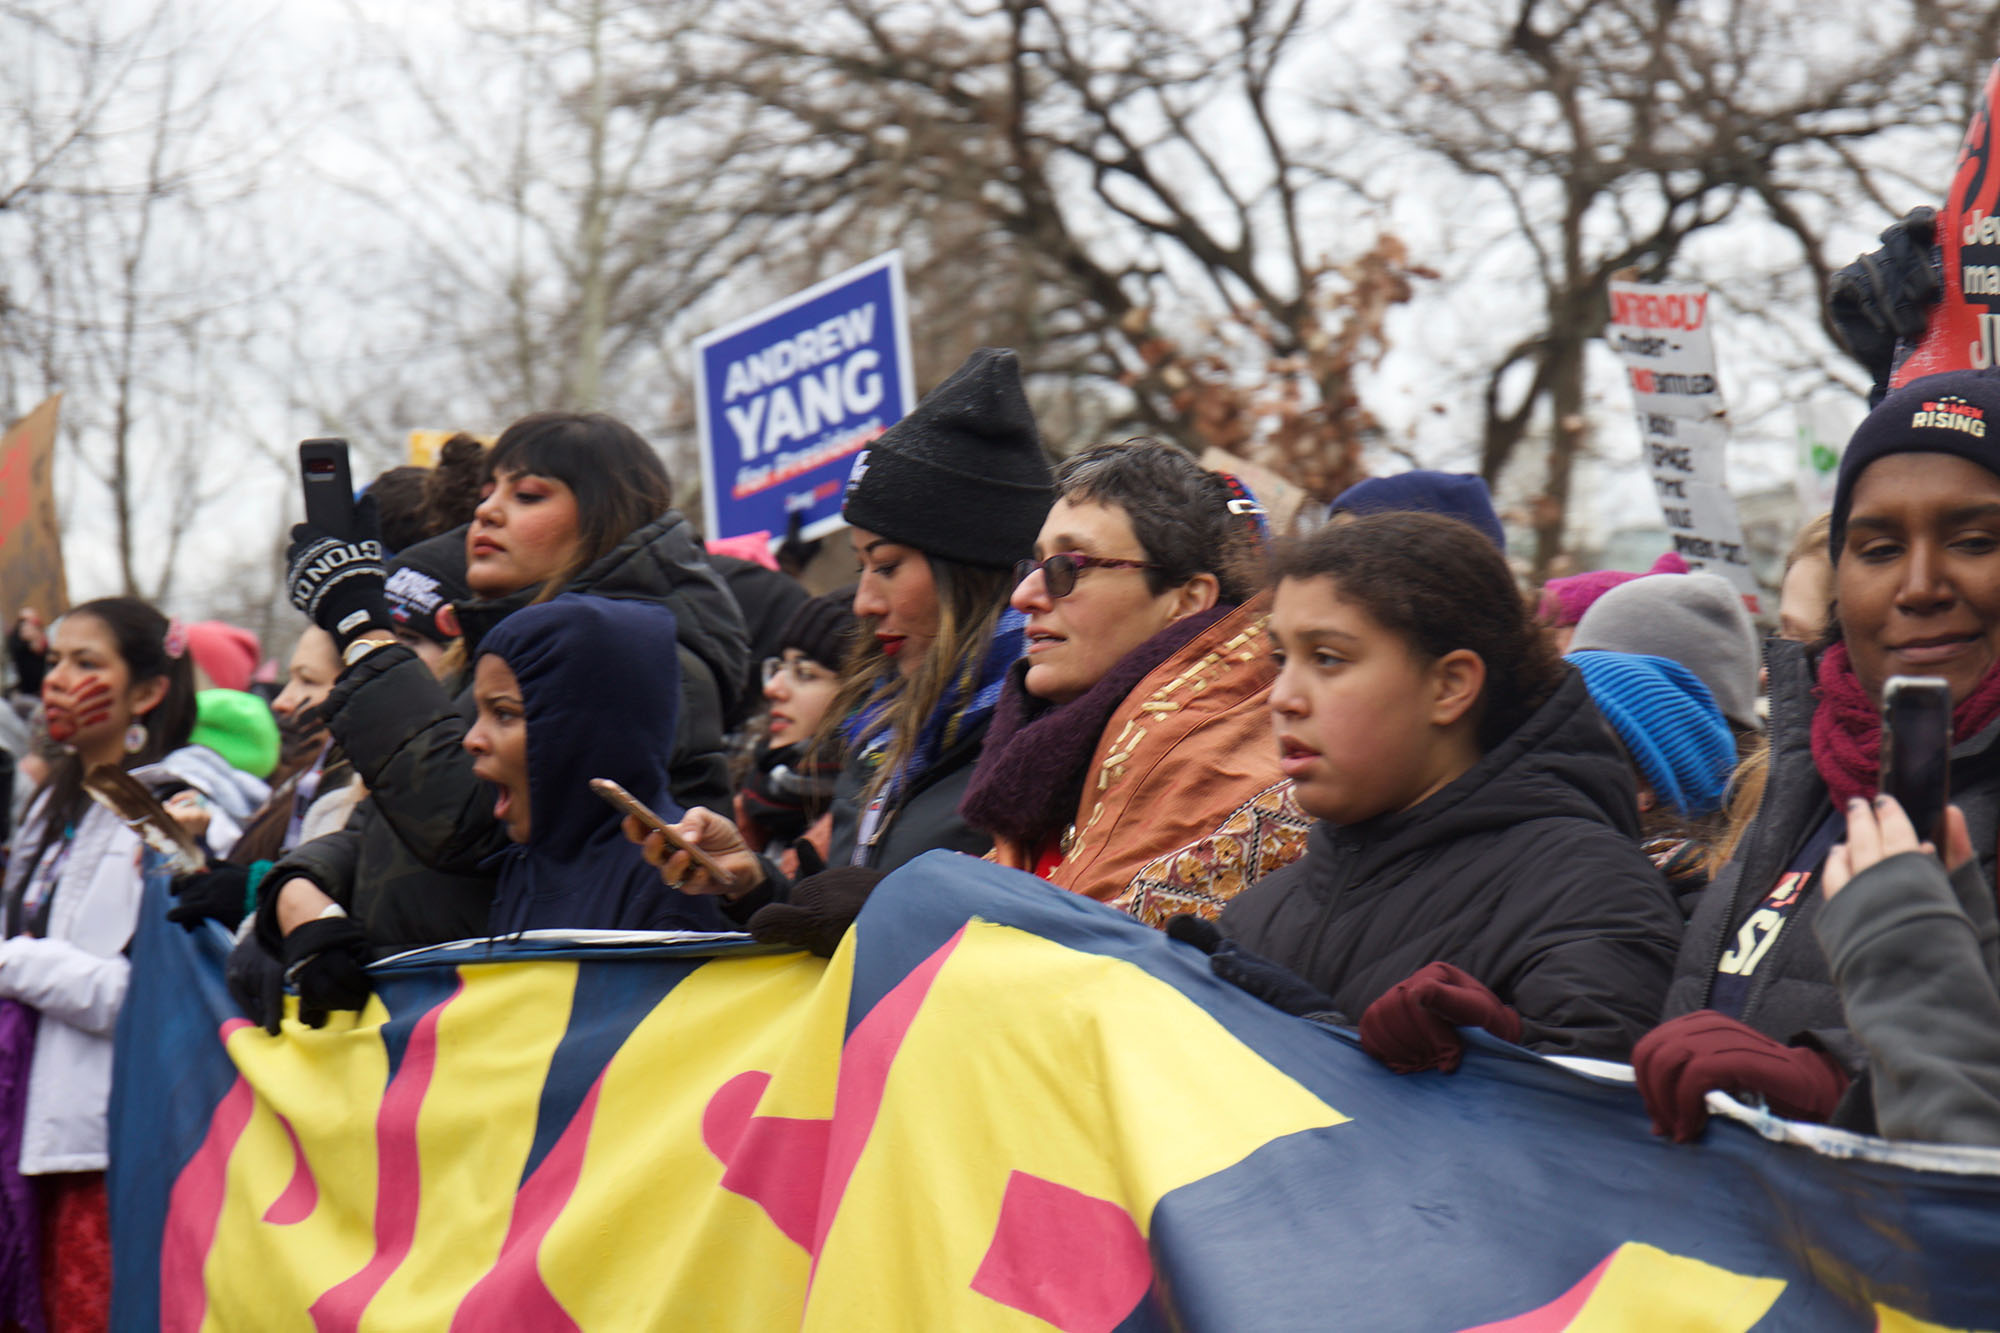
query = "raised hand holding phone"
xmin=594 ymin=779 xmax=758 ymax=896
xmin=287 ymin=439 xmax=391 ymax=651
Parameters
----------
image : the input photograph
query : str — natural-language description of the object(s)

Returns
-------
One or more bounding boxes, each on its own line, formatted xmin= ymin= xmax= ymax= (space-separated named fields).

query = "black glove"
xmin=747 ymin=867 xmax=884 ymax=958
xmin=168 ymin=863 xmax=250 ymax=933
xmin=1827 ymin=206 xmax=1940 ymax=392
xmin=1165 ymin=915 xmax=1350 ymax=1021
xmin=280 ymin=916 xmax=376 ymax=1028
xmin=226 ymin=934 xmax=287 ymax=1037
xmin=286 ymin=493 xmax=390 ymax=649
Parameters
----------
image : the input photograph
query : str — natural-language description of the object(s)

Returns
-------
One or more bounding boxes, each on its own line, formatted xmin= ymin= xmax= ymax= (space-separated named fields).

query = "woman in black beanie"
xmin=635 ymin=347 xmax=1056 ymax=920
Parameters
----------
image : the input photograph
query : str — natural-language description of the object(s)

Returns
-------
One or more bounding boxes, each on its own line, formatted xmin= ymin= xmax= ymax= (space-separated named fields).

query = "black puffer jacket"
xmin=1221 ymin=669 xmax=1682 ymax=1060
xmin=1663 ymin=637 xmax=2000 ymax=1073
xmin=266 ymin=513 xmax=749 ymax=951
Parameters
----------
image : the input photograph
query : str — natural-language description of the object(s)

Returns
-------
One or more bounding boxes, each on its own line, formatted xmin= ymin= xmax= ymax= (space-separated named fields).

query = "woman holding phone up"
xmin=1637 ymin=371 xmax=2000 ymax=1141
xmin=630 ymin=348 xmax=1055 ymax=943
xmin=234 ymin=416 xmax=750 ymax=1031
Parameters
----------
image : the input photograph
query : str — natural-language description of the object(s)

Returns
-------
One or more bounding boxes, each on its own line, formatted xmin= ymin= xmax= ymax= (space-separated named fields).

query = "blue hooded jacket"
xmin=476 ymin=594 xmax=729 ymax=936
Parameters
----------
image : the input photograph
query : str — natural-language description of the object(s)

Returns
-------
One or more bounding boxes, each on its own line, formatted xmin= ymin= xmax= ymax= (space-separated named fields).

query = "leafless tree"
xmin=1325 ymin=0 xmax=2000 ymax=575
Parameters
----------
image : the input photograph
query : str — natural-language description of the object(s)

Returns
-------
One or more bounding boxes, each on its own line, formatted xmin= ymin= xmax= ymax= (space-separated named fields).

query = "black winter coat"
xmin=825 ymin=718 xmax=993 ymax=871
xmin=1663 ymin=637 xmax=2000 ymax=1074
xmin=1221 ymin=669 xmax=1682 ymax=1061
xmin=267 ymin=512 xmax=750 ymax=951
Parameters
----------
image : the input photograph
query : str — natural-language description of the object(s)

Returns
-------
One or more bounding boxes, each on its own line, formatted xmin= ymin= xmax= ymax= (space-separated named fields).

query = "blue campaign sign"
xmin=694 ymin=251 xmax=914 ymax=544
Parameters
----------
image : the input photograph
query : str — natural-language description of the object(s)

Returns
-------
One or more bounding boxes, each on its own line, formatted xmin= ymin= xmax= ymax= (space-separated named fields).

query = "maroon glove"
xmin=1359 ymin=962 xmax=1523 ymax=1074
xmin=1632 ymin=1010 xmax=1850 ymax=1143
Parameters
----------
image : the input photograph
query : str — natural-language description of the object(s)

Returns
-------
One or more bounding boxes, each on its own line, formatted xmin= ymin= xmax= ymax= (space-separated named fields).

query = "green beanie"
xmin=191 ymin=689 xmax=281 ymax=780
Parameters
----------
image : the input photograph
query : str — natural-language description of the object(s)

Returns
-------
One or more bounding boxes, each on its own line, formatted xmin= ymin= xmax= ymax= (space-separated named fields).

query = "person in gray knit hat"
xmin=1570 ymin=571 xmax=1762 ymax=735
xmin=629 ymin=346 xmax=1058 ymax=953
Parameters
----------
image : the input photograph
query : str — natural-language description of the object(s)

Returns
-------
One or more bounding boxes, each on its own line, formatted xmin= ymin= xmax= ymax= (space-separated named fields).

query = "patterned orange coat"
xmin=989 ymin=596 xmax=1310 ymax=923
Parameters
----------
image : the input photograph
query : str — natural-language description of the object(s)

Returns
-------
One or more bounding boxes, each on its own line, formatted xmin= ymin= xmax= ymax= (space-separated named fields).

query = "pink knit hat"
xmin=184 ymin=620 xmax=261 ymax=693
xmin=1537 ymin=551 xmax=1688 ymax=627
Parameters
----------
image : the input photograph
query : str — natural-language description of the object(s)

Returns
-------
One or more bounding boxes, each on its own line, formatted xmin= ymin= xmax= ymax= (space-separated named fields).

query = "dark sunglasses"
xmin=1012 ymin=552 xmax=1161 ymax=599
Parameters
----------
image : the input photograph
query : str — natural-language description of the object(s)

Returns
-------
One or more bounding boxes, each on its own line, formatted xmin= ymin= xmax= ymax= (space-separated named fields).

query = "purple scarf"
xmin=961 ymin=606 xmax=1230 ymax=849
xmin=0 ymin=998 xmax=43 ymax=1332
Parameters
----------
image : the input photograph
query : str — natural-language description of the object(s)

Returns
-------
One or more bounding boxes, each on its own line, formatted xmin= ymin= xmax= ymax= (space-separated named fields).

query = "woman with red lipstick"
xmin=1207 ymin=514 xmax=1682 ymax=1066
xmin=1639 ymin=370 xmax=2000 ymax=1142
xmin=0 ymin=598 xmax=201 ymax=1331
xmin=263 ymin=411 xmax=751 ymax=964
xmin=635 ymin=348 xmax=1055 ymax=937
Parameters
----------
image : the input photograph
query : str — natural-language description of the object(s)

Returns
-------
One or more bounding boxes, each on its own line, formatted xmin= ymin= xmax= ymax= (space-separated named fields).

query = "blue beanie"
xmin=1566 ymin=650 xmax=1736 ymax=818
xmin=1330 ymin=471 xmax=1506 ymax=551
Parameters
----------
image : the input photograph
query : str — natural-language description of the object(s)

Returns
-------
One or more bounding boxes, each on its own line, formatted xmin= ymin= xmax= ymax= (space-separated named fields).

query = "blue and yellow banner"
xmin=110 ymin=852 xmax=2000 ymax=1330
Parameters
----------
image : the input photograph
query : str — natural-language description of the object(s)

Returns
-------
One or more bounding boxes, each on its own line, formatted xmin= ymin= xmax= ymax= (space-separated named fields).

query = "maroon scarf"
xmin=1810 ymin=640 xmax=2000 ymax=807
xmin=960 ymin=606 xmax=1230 ymax=849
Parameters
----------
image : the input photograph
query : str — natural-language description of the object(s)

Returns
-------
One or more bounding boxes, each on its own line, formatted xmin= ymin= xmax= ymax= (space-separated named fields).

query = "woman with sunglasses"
xmin=736 ymin=589 xmax=857 ymax=879
xmin=957 ymin=439 xmax=1303 ymax=923
xmin=633 ymin=348 xmax=1055 ymax=922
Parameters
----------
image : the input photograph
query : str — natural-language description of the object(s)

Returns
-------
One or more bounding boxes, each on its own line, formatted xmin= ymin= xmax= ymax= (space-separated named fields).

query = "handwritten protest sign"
xmin=1606 ymin=282 xmax=1761 ymax=612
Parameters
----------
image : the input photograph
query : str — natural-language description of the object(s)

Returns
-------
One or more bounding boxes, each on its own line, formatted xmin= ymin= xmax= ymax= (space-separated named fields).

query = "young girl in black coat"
xmin=1205 ymin=513 xmax=1683 ymax=1066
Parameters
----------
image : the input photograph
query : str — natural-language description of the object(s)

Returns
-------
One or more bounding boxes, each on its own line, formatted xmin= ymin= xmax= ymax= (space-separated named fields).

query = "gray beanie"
xmin=1570 ymin=572 xmax=1761 ymax=731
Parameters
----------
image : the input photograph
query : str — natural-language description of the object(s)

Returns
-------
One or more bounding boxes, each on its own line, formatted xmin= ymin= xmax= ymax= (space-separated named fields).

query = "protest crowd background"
xmin=7 ymin=1 xmax=2000 ymax=1328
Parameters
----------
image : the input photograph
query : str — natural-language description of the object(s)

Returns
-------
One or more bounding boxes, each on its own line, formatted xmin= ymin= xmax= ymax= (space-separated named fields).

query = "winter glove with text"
xmin=1166 ymin=915 xmax=1349 ymax=1021
xmin=1358 ymin=961 xmax=1522 ymax=1074
xmin=286 ymin=493 xmax=390 ymax=650
xmin=1632 ymin=1010 xmax=1850 ymax=1143
xmin=280 ymin=916 xmax=376 ymax=1028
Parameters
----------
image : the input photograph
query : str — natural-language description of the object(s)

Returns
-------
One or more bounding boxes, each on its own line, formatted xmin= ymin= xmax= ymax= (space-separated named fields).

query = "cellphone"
xmin=299 ymin=438 xmax=357 ymax=539
xmin=589 ymin=778 xmax=737 ymax=886
xmin=1879 ymin=675 xmax=1952 ymax=846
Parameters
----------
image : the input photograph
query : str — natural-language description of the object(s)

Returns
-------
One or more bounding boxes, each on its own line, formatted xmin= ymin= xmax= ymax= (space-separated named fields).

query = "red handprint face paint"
xmin=42 ymin=613 xmax=137 ymax=752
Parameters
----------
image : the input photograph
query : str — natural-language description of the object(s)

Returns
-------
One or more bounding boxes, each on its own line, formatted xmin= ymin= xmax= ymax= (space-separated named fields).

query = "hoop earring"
xmin=124 ymin=722 xmax=147 ymax=755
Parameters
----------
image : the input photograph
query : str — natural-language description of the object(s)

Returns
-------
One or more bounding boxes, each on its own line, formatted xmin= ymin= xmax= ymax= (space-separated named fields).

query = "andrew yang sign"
xmin=695 ymin=252 xmax=915 ymax=545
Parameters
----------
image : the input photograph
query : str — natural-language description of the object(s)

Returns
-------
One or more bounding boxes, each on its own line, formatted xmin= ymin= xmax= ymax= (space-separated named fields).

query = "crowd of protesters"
xmin=5 ymin=225 xmax=2000 ymax=1328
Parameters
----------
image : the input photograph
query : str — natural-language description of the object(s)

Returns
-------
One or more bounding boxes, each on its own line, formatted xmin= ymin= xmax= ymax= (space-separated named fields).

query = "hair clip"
xmin=163 ymin=617 xmax=189 ymax=661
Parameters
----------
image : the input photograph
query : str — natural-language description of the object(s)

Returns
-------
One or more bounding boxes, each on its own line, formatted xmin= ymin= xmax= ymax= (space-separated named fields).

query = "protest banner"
xmin=113 ymin=852 xmax=2000 ymax=1330
xmin=1606 ymin=281 xmax=1762 ymax=612
xmin=694 ymin=253 xmax=914 ymax=547
xmin=1893 ymin=59 xmax=2000 ymax=386
xmin=0 ymin=394 xmax=69 ymax=624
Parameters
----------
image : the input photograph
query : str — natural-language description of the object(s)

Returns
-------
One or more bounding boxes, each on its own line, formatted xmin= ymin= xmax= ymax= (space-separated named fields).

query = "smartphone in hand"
xmin=589 ymin=778 xmax=738 ymax=887
xmin=1880 ymin=675 xmax=1952 ymax=846
xmin=299 ymin=438 xmax=357 ymax=539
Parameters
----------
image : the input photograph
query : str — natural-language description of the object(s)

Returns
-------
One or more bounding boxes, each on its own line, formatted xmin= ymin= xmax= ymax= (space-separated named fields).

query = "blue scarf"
xmin=843 ymin=608 xmax=1027 ymax=815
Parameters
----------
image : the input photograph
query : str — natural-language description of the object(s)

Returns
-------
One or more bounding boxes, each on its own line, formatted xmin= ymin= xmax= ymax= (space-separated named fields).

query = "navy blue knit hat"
xmin=1830 ymin=369 xmax=2000 ymax=560
xmin=1566 ymin=650 xmax=1736 ymax=817
xmin=1329 ymin=471 xmax=1507 ymax=551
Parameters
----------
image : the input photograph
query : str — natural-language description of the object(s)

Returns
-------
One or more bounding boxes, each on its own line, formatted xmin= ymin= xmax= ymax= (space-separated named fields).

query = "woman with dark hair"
xmin=958 ymin=438 xmax=1301 ymax=923
xmin=1206 ymin=513 xmax=1683 ymax=1066
xmin=1637 ymin=370 xmax=2000 ymax=1143
xmin=0 ymin=598 xmax=205 ymax=1328
xmin=258 ymin=412 xmax=749 ymax=973
xmin=633 ymin=348 xmax=1054 ymax=941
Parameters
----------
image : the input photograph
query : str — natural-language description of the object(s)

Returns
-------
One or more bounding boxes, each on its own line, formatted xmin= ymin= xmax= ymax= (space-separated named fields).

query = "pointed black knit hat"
xmin=841 ymin=346 xmax=1054 ymax=568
